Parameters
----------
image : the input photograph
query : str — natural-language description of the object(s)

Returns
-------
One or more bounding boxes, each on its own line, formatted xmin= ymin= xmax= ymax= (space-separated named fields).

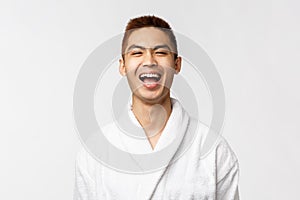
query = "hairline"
xmin=122 ymin=27 xmax=178 ymax=60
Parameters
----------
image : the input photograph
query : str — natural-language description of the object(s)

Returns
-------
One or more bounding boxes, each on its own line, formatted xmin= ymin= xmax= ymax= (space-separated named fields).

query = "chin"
xmin=134 ymin=90 xmax=170 ymax=104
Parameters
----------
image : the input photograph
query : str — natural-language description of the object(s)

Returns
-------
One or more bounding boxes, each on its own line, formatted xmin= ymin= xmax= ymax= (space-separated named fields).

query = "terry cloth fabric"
xmin=73 ymin=98 xmax=240 ymax=200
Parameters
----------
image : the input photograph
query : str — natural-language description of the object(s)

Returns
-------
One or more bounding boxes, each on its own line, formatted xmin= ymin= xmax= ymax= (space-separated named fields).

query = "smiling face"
xmin=119 ymin=27 xmax=181 ymax=104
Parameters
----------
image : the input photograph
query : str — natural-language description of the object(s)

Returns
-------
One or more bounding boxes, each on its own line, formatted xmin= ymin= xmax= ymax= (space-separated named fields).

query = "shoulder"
xmin=214 ymin=136 xmax=239 ymax=183
xmin=190 ymin=119 xmax=239 ymax=181
xmin=75 ymin=146 xmax=102 ymax=179
xmin=215 ymin=136 xmax=239 ymax=166
xmin=191 ymin=119 xmax=238 ymax=165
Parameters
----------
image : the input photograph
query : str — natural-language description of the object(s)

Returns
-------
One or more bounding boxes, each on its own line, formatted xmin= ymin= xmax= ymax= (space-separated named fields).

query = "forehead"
xmin=126 ymin=27 xmax=172 ymax=49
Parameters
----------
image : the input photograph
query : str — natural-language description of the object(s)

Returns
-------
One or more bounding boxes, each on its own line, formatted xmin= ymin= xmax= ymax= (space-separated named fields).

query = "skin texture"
xmin=119 ymin=27 xmax=182 ymax=149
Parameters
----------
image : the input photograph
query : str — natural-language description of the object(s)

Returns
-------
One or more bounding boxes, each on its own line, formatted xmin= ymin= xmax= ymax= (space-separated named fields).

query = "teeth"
xmin=140 ymin=73 xmax=160 ymax=78
xmin=139 ymin=73 xmax=161 ymax=83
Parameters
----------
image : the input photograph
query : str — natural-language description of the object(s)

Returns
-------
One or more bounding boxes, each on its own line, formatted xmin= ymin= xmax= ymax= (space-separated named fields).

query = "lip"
xmin=138 ymin=71 xmax=163 ymax=89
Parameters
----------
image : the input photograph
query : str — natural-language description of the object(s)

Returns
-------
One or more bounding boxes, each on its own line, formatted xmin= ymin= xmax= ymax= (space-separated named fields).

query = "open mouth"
xmin=139 ymin=73 xmax=162 ymax=83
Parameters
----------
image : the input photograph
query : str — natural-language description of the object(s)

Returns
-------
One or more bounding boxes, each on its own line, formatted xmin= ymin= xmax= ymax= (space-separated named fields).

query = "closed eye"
xmin=154 ymin=49 xmax=170 ymax=56
xmin=155 ymin=51 xmax=167 ymax=55
xmin=131 ymin=51 xmax=143 ymax=56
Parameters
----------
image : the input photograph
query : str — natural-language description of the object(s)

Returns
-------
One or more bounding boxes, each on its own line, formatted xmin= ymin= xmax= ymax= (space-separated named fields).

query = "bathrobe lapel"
xmin=116 ymin=98 xmax=191 ymax=199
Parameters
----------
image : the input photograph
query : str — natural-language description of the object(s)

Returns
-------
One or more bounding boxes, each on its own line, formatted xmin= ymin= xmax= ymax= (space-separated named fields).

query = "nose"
xmin=142 ymin=50 xmax=157 ymax=67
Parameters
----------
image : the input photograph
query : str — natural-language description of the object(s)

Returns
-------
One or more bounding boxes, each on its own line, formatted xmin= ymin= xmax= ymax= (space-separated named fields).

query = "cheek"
xmin=158 ymin=57 xmax=175 ymax=68
xmin=125 ymin=57 xmax=142 ymax=68
xmin=160 ymin=62 xmax=176 ymax=75
xmin=125 ymin=62 xmax=141 ymax=75
xmin=163 ymin=73 xmax=175 ymax=89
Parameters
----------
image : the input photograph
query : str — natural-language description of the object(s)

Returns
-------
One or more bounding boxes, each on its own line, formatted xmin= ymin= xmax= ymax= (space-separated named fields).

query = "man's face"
xmin=119 ymin=27 xmax=181 ymax=104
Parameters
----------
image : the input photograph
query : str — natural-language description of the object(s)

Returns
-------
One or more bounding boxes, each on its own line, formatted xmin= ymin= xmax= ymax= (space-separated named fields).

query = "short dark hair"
xmin=121 ymin=15 xmax=178 ymax=59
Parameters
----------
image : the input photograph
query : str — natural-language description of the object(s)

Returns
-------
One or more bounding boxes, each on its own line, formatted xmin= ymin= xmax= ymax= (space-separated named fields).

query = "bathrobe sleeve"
xmin=73 ymin=149 xmax=97 ymax=200
xmin=216 ymin=137 xmax=240 ymax=200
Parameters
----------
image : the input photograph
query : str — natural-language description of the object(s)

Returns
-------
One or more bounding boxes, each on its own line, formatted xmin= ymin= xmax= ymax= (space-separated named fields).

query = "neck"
xmin=131 ymin=94 xmax=172 ymax=139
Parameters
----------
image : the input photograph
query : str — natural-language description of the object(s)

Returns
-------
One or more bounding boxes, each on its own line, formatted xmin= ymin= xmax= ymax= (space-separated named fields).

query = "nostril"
xmin=142 ymin=63 xmax=157 ymax=68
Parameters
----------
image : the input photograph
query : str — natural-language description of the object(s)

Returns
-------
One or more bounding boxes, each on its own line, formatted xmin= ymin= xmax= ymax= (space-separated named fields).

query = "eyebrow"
xmin=126 ymin=44 xmax=172 ymax=53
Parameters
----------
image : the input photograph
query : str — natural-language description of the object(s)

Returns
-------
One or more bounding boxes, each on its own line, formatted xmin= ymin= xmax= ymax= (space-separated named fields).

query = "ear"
xmin=119 ymin=58 xmax=126 ymax=76
xmin=174 ymin=56 xmax=182 ymax=74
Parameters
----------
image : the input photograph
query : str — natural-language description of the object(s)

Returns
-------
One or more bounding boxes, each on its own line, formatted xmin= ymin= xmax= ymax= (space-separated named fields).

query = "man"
xmin=74 ymin=15 xmax=240 ymax=199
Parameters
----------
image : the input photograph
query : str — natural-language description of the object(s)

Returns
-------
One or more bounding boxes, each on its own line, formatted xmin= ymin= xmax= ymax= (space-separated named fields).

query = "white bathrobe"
xmin=74 ymin=99 xmax=240 ymax=200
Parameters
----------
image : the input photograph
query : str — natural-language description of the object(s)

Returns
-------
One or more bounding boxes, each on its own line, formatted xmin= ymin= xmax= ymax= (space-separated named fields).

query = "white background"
xmin=1 ymin=0 xmax=299 ymax=199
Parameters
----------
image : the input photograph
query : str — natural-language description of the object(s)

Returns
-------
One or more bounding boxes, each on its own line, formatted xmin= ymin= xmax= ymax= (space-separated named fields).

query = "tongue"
xmin=143 ymin=78 xmax=159 ymax=89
